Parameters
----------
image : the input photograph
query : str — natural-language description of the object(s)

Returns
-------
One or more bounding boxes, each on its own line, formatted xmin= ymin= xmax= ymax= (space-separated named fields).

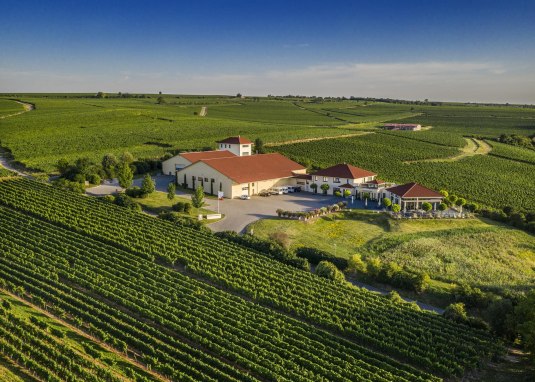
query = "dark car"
xmin=258 ymin=190 xmax=271 ymax=197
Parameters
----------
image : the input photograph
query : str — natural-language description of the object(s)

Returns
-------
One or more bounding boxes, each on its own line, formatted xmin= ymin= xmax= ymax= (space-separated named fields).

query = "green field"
xmin=249 ymin=212 xmax=535 ymax=296
xmin=1 ymin=95 xmax=533 ymax=213
xmin=0 ymin=177 xmax=500 ymax=380
xmin=0 ymin=99 xmax=24 ymax=118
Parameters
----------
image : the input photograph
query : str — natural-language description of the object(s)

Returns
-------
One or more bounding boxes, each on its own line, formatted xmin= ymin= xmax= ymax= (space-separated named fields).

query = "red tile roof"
xmin=200 ymin=153 xmax=305 ymax=183
xmin=180 ymin=150 xmax=236 ymax=164
xmin=386 ymin=182 xmax=443 ymax=198
xmin=216 ymin=136 xmax=253 ymax=144
xmin=383 ymin=124 xmax=421 ymax=128
xmin=313 ymin=164 xmax=376 ymax=179
xmin=293 ymin=174 xmax=312 ymax=180
xmin=339 ymin=183 xmax=355 ymax=189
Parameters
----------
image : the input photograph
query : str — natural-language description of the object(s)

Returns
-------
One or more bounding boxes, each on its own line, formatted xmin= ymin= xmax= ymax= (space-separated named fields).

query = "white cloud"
xmin=1 ymin=61 xmax=534 ymax=104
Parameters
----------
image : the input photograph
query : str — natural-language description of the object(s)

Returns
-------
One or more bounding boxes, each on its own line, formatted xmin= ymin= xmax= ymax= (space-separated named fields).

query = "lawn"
xmin=133 ymin=190 xmax=220 ymax=220
xmin=249 ymin=211 xmax=535 ymax=296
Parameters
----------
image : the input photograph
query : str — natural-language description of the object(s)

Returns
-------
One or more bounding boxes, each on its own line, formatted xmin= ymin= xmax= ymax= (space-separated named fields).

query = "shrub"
xmin=315 ymin=261 xmax=345 ymax=283
xmin=183 ymin=202 xmax=192 ymax=214
xmin=334 ymin=191 xmax=342 ymax=197
xmin=126 ymin=186 xmax=147 ymax=198
xmin=173 ymin=201 xmax=185 ymax=212
xmin=347 ymin=254 xmax=367 ymax=274
xmin=296 ymin=247 xmax=348 ymax=270
xmin=444 ymin=303 xmax=468 ymax=323
xmin=88 ymin=173 xmax=101 ymax=185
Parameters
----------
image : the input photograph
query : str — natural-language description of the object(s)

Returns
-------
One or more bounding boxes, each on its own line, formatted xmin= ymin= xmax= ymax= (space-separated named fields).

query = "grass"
xmin=134 ymin=190 xmax=220 ymax=220
xmin=249 ymin=211 xmax=535 ymax=296
xmin=0 ymin=291 xmax=154 ymax=381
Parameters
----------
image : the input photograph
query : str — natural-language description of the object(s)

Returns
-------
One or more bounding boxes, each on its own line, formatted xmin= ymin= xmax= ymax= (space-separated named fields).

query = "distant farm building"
xmin=382 ymin=123 xmax=422 ymax=131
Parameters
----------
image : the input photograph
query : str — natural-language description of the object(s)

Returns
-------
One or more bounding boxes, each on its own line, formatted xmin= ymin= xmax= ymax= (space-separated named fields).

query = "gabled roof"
xmin=216 ymin=136 xmax=253 ymax=145
xmin=180 ymin=150 xmax=236 ymax=164
xmin=386 ymin=182 xmax=443 ymax=198
xmin=339 ymin=183 xmax=355 ymax=189
xmin=312 ymin=163 xmax=376 ymax=179
xmin=199 ymin=153 xmax=305 ymax=183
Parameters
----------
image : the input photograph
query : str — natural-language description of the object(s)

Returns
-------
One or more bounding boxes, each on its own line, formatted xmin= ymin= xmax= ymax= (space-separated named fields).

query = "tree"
xmin=236 ymin=93 xmax=242 ymax=98
xmin=392 ymin=203 xmax=401 ymax=213
xmin=421 ymin=202 xmax=433 ymax=212
xmin=55 ymin=158 xmax=71 ymax=176
xmin=438 ymin=202 xmax=448 ymax=212
xmin=120 ymin=152 xmax=134 ymax=164
xmin=455 ymin=198 xmax=466 ymax=212
xmin=117 ymin=163 xmax=133 ymax=188
xmin=310 ymin=183 xmax=318 ymax=193
xmin=254 ymin=138 xmax=265 ymax=154
xmin=191 ymin=185 xmax=205 ymax=208
xmin=512 ymin=291 xmax=535 ymax=362
xmin=343 ymin=189 xmax=352 ymax=198
xmin=101 ymin=153 xmax=118 ymax=179
xmin=315 ymin=261 xmax=345 ymax=283
xmin=362 ymin=192 xmax=370 ymax=200
xmin=157 ymin=96 xmax=166 ymax=104
xmin=382 ymin=197 xmax=392 ymax=209
xmin=141 ymin=174 xmax=155 ymax=195
xmin=444 ymin=303 xmax=468 ymax=323
xmin=96 ymin=92 xmax=106 ymax=98
xmin=167 ymin=182 xmax=176 ymax=201
xmin=347 ymin=254 xmax=367 ymax=274
xmin=320 ymin=183 xmax=330 ymax=195
xmin=439 ymin=190 xmax=449 ymax=198
xmin=447 ymin=194 xmax=458 ymax=206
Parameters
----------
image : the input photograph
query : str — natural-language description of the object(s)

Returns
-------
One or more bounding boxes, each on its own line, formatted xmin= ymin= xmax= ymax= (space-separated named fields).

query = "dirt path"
xmin=0 ymin=101 xmax=35 ymax=176
xmin=265 ymin=132 xmax=372 ymax=146
xmin=4 ymin=290 xmax=168 ymax=382
xmin=404 ymin=137 xmax=492 ymax=164
xmin=0 ymin=100 xmax=34 ymax=119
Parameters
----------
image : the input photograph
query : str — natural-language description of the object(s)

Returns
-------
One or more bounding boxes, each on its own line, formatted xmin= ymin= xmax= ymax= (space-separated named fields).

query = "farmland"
xmin=0 ymin=176 xmax=500 ymax=380
xmin=1 ymin=96 xmax=533 ymax=211
xmin=248 ymin=211 xmax=535 ymax=297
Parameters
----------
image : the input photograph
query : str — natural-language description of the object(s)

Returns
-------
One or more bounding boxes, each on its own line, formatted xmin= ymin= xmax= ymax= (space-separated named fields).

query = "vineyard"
xmin=273 ymin=134 xmax=535 ymax=211
xmin=0 ymin=177 xmax=501 ymax=380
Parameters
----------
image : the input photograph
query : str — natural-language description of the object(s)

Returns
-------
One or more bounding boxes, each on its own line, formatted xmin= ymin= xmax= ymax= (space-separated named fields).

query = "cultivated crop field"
xmin=0 ymin=176 xmax=500 ymax=380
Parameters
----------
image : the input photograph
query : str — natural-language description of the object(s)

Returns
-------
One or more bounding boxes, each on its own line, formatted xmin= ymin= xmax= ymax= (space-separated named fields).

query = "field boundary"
xmin=265 ymin=132 xmax=373 ymax=146
xmin=404 ymin=137 xmax=492 ymax=164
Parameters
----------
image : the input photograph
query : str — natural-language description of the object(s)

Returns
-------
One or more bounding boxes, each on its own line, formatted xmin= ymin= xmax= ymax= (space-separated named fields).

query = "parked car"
xmin=287 ymin=186 xmax=295 ymax=193
xmin=293 ymin=186 xmax=302 ymax=192
xmin=269 ymin=187 xmax=284 ymax=195
xmin=258 ymin=190 xmax=271 ymax=197
xmin=240 ymin=194 xmax=251 ymax=200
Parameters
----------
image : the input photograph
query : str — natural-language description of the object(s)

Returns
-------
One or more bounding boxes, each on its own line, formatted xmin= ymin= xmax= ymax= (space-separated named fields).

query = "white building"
xmin=385 ymin=182 xmax=444 ymax=211
xmin=162 ymin=136 xmax=306 ymax=198
xmin=216 ymin=136 xmax=253 ymax=156
xmin=308 ymin=163 xmax=378 ymax=195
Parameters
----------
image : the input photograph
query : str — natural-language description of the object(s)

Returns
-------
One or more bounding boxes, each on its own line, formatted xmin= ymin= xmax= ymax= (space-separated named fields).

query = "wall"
xmin=162 ymin=155 xmax=192 ymax=175
xmin=177 ymin=162 xmax=234 ymax=198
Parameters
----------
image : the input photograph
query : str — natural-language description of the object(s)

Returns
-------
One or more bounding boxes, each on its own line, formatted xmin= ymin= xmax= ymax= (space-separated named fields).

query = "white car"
xmin=240 ymin=194 xmax=251 ymax=200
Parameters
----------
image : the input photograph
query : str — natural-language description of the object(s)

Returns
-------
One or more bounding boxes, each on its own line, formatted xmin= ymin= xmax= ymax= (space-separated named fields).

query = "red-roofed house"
xmin=162 ymin=150 xmax=236 ymax=175
xmin=177 ymin=153 xmax=306 ymax=198
xmin=310 ymin=164 xmax=377 ymax=195
xmin=385 ymin=182 xmax=444 ymax=211
xmin=383 ymin=123 xmax=422 ymax=131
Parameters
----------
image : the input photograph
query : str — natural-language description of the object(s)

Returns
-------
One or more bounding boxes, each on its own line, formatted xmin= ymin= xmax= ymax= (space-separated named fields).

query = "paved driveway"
xmin=207 ymin=193 xmax=381 ymax=233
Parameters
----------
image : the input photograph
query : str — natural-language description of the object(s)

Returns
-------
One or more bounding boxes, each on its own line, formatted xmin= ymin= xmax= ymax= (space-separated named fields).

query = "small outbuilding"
xmin=385 ymin=182 xmax=443 ymax=211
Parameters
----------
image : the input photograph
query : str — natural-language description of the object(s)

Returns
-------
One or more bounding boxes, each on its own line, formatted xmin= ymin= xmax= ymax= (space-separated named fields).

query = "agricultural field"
xmin=249 ymin=211 xmax=535 ymax=297
xmin=0 ymin=291 xmax=154 ymax=382
xmin=0 ymin=176 xmax=501 ymax=380
xmin=0 ymin=96 xmax=361 ymax=172
xmin=488 ymin=140 xmax=535 ymax=165
xmin=0 ymin=99 xmax=25 ymax=118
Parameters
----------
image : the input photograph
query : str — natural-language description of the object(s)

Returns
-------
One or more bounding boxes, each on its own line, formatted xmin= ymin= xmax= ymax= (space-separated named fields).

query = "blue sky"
xmin=1 ymin=0 xmax=534 ymax=103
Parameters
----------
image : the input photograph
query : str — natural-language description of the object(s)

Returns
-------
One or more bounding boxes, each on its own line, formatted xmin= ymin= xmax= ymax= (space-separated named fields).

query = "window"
xmin=323 ymin=177 xmax=328 ymax=182
xmin=314 ymin=176 xmax=318 ymax=181
xmin=204 ymin=178 xmax=208 ymax=182
xmin=242 ymin=145 xmax=249 ymax=148
xmin=252 ymin=183 xmax=255 ymax=186
xmin=197 ymin=177 xmax=202 ymax=181
xmin=242 ymin=186 xmax=249 ymax=191
xmin=243 ymin=152 xmax=250 ymax=156
xmin=334 ymin=177 xmax=340 ymax=183
xmin=211 ymin=178 xmax=215 ymax=182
